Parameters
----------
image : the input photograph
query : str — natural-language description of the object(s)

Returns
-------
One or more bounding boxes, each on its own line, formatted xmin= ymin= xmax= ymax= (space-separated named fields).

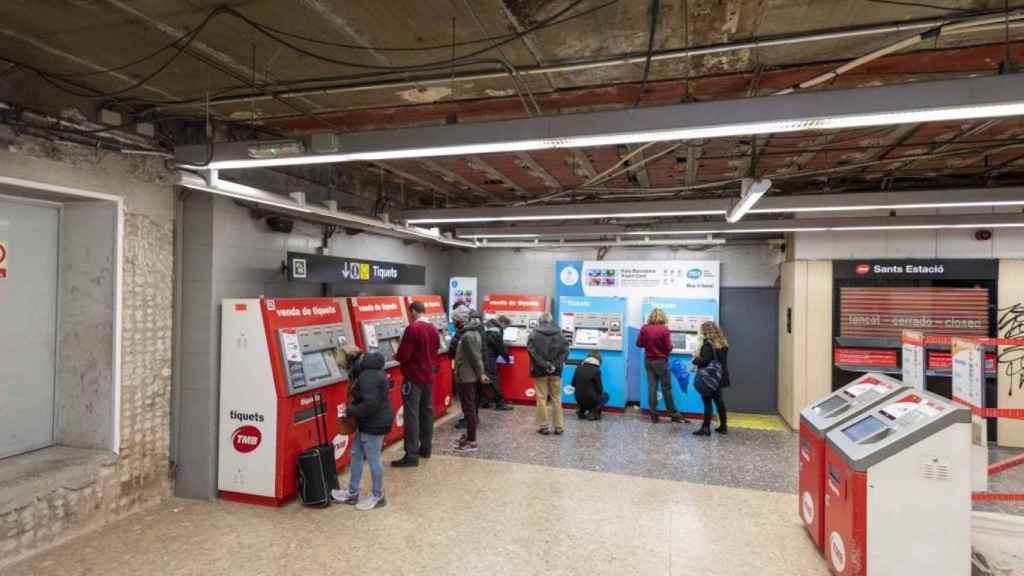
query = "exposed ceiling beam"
xmin=685 ymin=141 xmax=703 ymax=187
xmin=465 ymin=155 xmax=525 ymax=197
xmin=570 ymin=149 xmax=598 ymax=181
xmin=417 ymin=160 xmax=493 ymax=201
xmin=515 ymin=152 xmax=561 ymax=190
xmin=403 ymin=186 xmax=1024 ymax=224
xmin=622 ymin=145 xmax=651 ymax=187
xmin=176 ymin=74 xmax=1024 ymax=170
xmin=373 ymin=162 xmax=459 ymax=198
xmin=455 ymin=212 xmax=1024 ymax=238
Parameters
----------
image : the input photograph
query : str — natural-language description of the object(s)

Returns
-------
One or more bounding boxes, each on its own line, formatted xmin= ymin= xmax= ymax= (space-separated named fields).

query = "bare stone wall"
xmin=0 ymin=135 xmax=175 ymax=567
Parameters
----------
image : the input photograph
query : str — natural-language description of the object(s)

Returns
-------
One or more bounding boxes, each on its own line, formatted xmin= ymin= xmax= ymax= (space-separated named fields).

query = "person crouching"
xmin=332 ymin=344 xmax=392 ymax=511
xmin=572 ymin=351 xmax=609 ymax=421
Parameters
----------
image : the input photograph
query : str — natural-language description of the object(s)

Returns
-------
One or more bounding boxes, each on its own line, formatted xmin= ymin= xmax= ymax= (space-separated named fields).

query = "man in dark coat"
xmin=480 ymin=315 xmax=513 ymax=410
xmin=571 ymin=351 xmax=609 ymax=420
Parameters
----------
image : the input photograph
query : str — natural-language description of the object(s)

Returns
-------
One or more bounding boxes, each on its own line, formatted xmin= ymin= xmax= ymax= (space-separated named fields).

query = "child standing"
xmin=333 ymin=344 xmax=393 ymax=511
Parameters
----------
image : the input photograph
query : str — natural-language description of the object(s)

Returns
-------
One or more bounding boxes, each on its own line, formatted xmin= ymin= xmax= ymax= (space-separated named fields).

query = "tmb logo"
xmin=231 ymin=425 xmax=262 ymax=453
xmin=687 ymin=268 xmax=703 ymax=279
xmin=856 ymin=264 xmax=871 ymax=275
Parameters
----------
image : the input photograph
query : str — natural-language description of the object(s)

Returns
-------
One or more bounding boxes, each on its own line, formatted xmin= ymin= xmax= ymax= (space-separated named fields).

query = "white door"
xmin=0 ymin=197 xmax=59 ymax=458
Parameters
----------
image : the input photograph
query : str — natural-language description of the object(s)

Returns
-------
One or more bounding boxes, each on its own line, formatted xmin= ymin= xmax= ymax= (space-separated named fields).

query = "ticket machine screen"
xmin=563 ymin=311 xmax=624 ymax=351
xmin=665 ymin=314 xmax=711 ymax=354
xmin=488 ymin=311 xmax=541 ymax=347
xmin=813 ymin=395 xmax=850 ymax=417
xmin=841 ymin=415 xmax=887 ymax=443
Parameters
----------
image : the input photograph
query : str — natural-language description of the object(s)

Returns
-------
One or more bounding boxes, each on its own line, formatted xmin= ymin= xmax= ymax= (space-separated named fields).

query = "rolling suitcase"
xmin=296 ymin=393 xmax=339 ymax=507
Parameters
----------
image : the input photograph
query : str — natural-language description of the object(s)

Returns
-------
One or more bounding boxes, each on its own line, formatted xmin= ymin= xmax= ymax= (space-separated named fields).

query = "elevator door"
xmin=0 ymin=197 xmax=59 ymax=459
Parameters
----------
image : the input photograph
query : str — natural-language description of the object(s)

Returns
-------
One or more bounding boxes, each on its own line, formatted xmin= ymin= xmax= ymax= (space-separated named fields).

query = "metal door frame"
xmin=0 ymin=176 xmax=124 ymax=455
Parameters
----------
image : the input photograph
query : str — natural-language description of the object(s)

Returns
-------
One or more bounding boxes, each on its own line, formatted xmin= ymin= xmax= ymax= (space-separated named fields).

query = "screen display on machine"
xmin=574 ymin=329 xmax=601 ymax=346
xmin=813 ymin=395 xmax=849 ymax=415
xmin=302 ymin=352 xmax=331 ymax=380
xmin=841 ymin=415 xmax=887 ymax=443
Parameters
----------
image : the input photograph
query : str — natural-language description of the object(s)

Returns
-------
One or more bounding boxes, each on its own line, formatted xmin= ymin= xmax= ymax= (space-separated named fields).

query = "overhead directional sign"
xmin=287 ymin=252 xmax=425 ymax=286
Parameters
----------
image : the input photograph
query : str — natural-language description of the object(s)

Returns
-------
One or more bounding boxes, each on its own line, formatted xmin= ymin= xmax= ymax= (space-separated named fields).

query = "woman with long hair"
xmin=636 ymin=308 xmax=684 ymax=424
xmin=692 ymin=321 xmax=730 ymax=436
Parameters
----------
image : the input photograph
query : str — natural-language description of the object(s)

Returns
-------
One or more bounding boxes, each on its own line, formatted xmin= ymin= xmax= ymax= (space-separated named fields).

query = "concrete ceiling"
xmin=2 ymin=0 xmax=1024 ymax=217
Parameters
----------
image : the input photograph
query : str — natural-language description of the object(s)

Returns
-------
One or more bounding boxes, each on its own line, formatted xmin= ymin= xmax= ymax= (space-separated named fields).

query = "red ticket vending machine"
xmin=482 ymin=294 xmax=548 ymax=404
xmin=343 ymin=296 xmax=408 ymax=447
xmin=797 ymin=373 xmax=906 ymax=552
xmin=403 ymin=295 xmax=453 ymax=419
xmin=823 ymin=390 xmax=971 ymax=576
xmin=218 ymin=298 xmax=355 ymax=506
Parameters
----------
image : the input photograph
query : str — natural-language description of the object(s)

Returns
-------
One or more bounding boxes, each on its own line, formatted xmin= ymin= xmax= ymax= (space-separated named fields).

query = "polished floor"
xmin=8 ymin=408 xmax=830 ymax=576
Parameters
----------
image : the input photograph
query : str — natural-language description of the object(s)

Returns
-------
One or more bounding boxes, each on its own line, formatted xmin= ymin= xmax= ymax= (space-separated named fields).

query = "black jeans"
xmin=402 ymin=380 xmax=433 ymax=458
xmin=457 ymin=380 xmax=478 ymax=441
xmin=701 ymin=391 xmax=727 ymax=429
xmin=645 ymin=358 xmax=677 ymax=415
xmin=577 ymin=392 xmax=609 ymax=417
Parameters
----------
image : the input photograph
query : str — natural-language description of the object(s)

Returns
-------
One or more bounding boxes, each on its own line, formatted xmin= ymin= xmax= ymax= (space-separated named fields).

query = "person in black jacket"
xmin=572 ymin=351 xmax=609 ymax=421
xmin=332 ymin=345 xmax=393 ymax=511
xmin=480 ymin=315 xmax=513 ymax=411
xmin=691 ymin=321 xmax=730 ymax=437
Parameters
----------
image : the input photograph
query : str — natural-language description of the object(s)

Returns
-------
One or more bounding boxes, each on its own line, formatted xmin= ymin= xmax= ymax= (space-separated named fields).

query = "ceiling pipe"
xmin=474 ymin=237 xmax=727 ymax=249
xmin=157 ymin=10 xmax=1024 ymax=110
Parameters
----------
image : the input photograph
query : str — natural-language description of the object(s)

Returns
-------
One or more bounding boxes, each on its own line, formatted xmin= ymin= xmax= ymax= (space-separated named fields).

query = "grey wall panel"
xmin=720 ymin=287 xmax=780 ymax=415
xmin=56 ymin=202 xmax=116 ymax=450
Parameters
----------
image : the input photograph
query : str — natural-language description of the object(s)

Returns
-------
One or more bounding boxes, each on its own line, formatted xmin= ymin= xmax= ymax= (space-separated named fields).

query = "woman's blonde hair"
xmin=335 ymin=343 xmax=363 ymax=371
xmin=647 ymin=308 xmax=667 ymax=325
xmin=701 ymin=321 xmax=729 ymax=349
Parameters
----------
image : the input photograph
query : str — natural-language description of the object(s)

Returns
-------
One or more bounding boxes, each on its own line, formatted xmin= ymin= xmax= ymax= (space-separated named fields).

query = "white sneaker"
xmin=331 ymin=489 xmax=358 ymax=505
xmin=355 ymin=493 xmax=387 ymax=511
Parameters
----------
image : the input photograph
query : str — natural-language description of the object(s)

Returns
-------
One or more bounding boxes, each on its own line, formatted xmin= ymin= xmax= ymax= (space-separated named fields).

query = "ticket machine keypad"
xmin=487 ymin=311 xmax=543 ymax=347
xmin=362 ymin=318 xmax=406 ymax=364
xmin=666 ymin=314 xmax=712 ymax=354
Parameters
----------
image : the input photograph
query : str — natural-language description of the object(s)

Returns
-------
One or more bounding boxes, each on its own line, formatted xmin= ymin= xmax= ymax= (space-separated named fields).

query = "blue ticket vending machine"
xmin=558 ymin=296 xmax=628 ymax=409
xmin=639 ymin=298 xmax=718 ymax=416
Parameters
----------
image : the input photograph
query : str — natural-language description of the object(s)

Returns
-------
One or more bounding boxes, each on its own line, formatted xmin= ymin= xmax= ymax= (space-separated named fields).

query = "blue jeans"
xmin=348 ymin=431 xmax=385 ymax=498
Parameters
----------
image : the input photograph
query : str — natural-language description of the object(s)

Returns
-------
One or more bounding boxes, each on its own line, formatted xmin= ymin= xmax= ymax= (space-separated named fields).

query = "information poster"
xmin=449 ymin=277 xmax=477 ymax=315
xmin=952 ymin=337 xmax=984 ymax=409
xmin=901 ymin=330 xmax=925 ymax=391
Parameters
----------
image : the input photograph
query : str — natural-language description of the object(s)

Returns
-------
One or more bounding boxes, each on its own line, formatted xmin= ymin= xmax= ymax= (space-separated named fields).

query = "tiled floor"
xmin=6 ymin=454 xmax=828 ymax=576
xmin=436 ymin=405 xmax=798 ymax=494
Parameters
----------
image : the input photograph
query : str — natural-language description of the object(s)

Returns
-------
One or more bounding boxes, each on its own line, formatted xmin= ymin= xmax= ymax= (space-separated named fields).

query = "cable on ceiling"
xmin=633 ymin=0 xmax=660 ymax=108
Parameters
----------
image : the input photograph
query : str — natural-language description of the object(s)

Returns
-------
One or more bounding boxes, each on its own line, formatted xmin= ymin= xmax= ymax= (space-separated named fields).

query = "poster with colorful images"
xmin=448 ymin=276 xmax=477 ymax=318
xmin=556 ymin=260 xmax=720 ymax=403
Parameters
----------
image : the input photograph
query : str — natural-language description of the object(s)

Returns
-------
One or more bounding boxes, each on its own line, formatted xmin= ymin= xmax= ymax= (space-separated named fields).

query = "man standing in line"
xmin=527 ymin=313 xmax=569 ymax=435
xmin=452 ymin=308 xmax=488 ymax=452
xmin=480 ymin=315 xmax=514 ymax=411
xmin=393 ymin=300 xmax=441 ymax=467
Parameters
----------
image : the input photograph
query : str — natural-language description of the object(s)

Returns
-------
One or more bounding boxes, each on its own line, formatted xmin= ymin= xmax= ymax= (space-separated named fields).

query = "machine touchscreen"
xmin=302 ymin=352 xmax=331 ymax=380
xmin=814 ymin=395 xmax=849 ymax=416
xmin=842 ymin=415 xmax=887 ymax=443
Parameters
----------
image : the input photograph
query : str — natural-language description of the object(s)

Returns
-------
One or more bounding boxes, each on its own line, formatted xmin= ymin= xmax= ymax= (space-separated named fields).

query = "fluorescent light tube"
xmin=203 ymin=101 xmax=1024 ymax=171
xmin=751 ymin=199 xmax=1024 ymax=214
xmin=727 ymin=178 xmax=772 ymax=223
xmin=406 ymin=209 xmax=725 ymax=225
xmin=461 ymin=233 xmax=541 ymax=239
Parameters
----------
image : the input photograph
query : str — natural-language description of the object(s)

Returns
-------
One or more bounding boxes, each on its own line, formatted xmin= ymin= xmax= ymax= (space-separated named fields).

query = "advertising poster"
xmin=952 ymin=337 xmax=984 ymax=409
xmin=555 ymin=260 xmax=720 ymax=402
xmin=449 ymin=277 xmax=477 ymax=314
xmin=901 ymin=330 xmax=925 ymax=391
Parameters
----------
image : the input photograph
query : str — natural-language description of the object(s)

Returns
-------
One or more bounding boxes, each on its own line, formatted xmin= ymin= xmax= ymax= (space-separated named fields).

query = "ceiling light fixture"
xmin=405 ymin=209 xmax=725 ymax=225
xmin=726 ymin=178 xmax=772 ymax=223
xmin=175 ymin=75 xmax=1024 ymax=171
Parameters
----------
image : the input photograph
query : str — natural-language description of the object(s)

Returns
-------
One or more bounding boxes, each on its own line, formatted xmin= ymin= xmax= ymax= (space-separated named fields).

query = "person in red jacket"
xmin=636 ymin=308 xmax=685 ymax=424
xmin=393 ymin=300 xmax=441 ymax=467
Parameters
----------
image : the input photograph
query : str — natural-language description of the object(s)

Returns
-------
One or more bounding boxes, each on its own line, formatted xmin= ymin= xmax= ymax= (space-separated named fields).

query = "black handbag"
xmin=693 ymin=346 xmax=724 ymax=398
xmin=296 ymin=393 xmax=339 ymax=508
